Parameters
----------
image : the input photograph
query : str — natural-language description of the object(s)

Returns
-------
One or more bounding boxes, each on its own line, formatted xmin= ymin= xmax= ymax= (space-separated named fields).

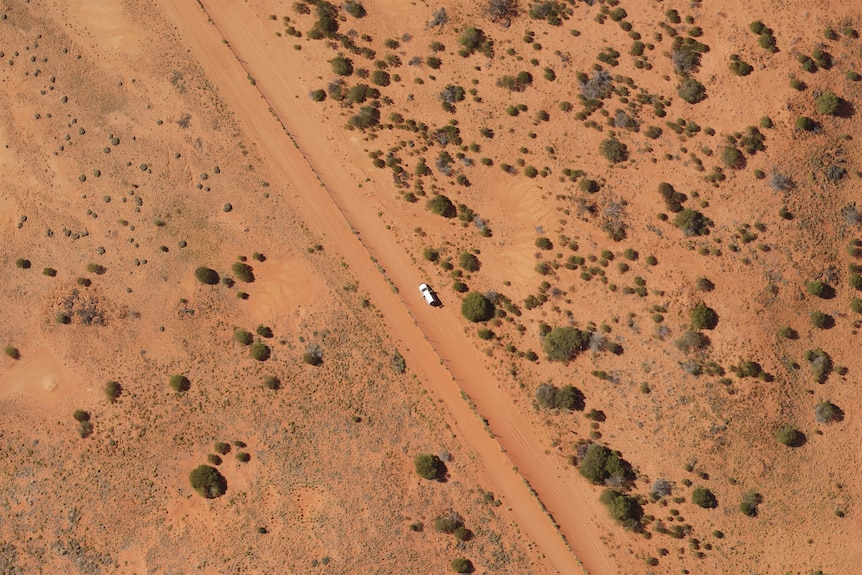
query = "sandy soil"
xmin=4 ymin=0 xmax=862 ymax=574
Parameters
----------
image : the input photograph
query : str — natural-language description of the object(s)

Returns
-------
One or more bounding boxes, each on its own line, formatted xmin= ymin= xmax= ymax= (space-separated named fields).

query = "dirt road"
xmin=161 ymin=2 xmax=615 ymax=573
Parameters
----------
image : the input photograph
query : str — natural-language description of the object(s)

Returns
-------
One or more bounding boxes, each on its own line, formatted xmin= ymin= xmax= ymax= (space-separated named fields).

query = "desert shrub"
xmin=15 ymin=258 xmax=31 ymax=269
xmin=308 ymin=2 xmax=339 ymax=39
xmin=600 ymin=488 xmax=642 ymax=530
xmin=749 ymin=20 xmax=765 ymax=34
xmin=815 ymin=91 xmax=839 ymax=115
xmin=189 ymin=464 xmax=227 ymax=498
xmin=423 ymin=248 xmax=439 ymax=262
xmin=169 ymin=374 xmax=190 ymax=392
xmin=790 ymin=78 xmax=807 ymax=91
xmin=450 ymin=558 xmax=473 ymax=573
xmin=796 ymin=116 xmax=815 ymax=131
xmin=852 ymin=298 xmax=862 ymax=313
xmin=815 ymin=400 xmax=842 ymax=423
xmin=599 ymin=138 xmax=628 ymax=163
xmin=847 ymin=70 xmax=862 ymax=81
xmin=535 ymin=237 xmax=553 ymax=250
xmin=729 ymin=55 xmax=753 ymax=76
xmin=739 ymin=490 xmax=761 ymax=517
xmin=256 ymin=325 xmax=274 ymax=338
xmin=414 ymin=453 xmax=442 ymax=479
xmin=488 ymin=0 xmax=517 ymax=21
xmin=236 ymin=451 xmax=251 ymax=462
xmin=78 ymin=420 xmax=94 ymax=438
xmin=777 ymin=326 xmax=798 ymax=339
xmin=104 ymin=381 xmax=121 ymax=402
xmin=555 ymin=384 xmax=585 ymax=411
xmin=804 ymin=348 xmax=832 ymax=382
xmin=812 ymin=47 xmax=832 ymax=69
xmin=775 ymin=425 xmax=803 ymax=447
xmin=330 ymin=53 xmax=353 ymax=76
xmin=43 ymin=267 xmax=57 ymax=277
xmin=391 ymin=350 xmax=407 ymax=374
xmin=459 ymin=26 xmax=490 ymax=56
xmin=343 ymin=1 xmax=366 ymax=18
xmin=194 ymin=266 xmax=220 ymax=285
xmin=674 ymin=209 xmax=711 ymax=236
xmin=523 ymin=165 xmax=538 ymax=178
xmin=427 ymin=195 xmax=456 ymax=218
xmin=809 ymin=311 xmax=830 ymax=329
xmin=721 ymin=145 xmax=744 ymax=168
xmin=658 ymin=182 xmax=686 ymax=212
xmin=543 ymin=326 xmax=590 ymax=362
xmin=207 ymin=454 xmax=222 ymax=466
xmin=461 ymin=292 xmax=494 ymax=322
xmin=696 ymin=277 xmax=714 ymax=292
xmin=459 ymin=252 xmax=480 ymax=272
xmin=535 ymin=383 xmax=557 ymax=408
xmin=303 ymin=344 xmax=323 ymax=365
xmin=580 ymin=444 xmax=633 ymax=485
xmin=73 ymin=409 xmax=90 ymax=422
xmin=692 ymin=486 xmax=718 ymax=508
xmin=214 ymin=442 xmax=231 ymax=455
xmin=675 ymin=330 xmax=709 ymax=354
xmin=4 ymin=345 xmax=20 ymax=360
xmin=651 ymin=478 xmax=672 ymax=498
xmin=232 ymin=262 xmax=255 ymax=282
xmin=678 ymin=78 xmax=706 ymax=104
xmin=86 ymin=262 xmax=106 ymax=274
xmin=806 ymin=280 xmax=831 ymax=298
xmin=690 ymin=302 xmax=718 ymax=330
xmin=250 ymin=342 xmax=271 ymax=361
xmin=310 ymin=89 xmax=326 ymax=101
xmin=264 ymin=375 xmax=281 ymax=390
xmin=234 ymin=328 xmax=253 ymax=345
xmin=347 ymin=105 xmax=380 ymax=129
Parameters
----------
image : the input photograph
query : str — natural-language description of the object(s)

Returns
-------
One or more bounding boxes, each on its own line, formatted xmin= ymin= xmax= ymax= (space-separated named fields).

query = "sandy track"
xmin=161 ymin=2 xmax=613 ymax=573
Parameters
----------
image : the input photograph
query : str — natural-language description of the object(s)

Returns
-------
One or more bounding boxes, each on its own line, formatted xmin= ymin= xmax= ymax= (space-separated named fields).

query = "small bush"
xmin=810 ymin=311 xmax=830 ymax=329
xmin=796 ymin=116 xmax=815 ymax=131
xmin=461 ymin=292 xmax=494 ymax=322
xmin=43 ymin=267 xmax=57 ymax=277
xmin=721 ymin=146 xmax=744 ymax=169
xmin=189 ymin=464 xmax=227 ymax=498
xmin=303 ymin=344 xmax=323 ymax=366
xmin=169 ymin=374 xmax=191 ymax=392
xmin=207 ymin=454 xmax=223 ymax=466
xmin=414 ymin=453 xmax=442 ymax=479
xmin=330 ymin=53 xmax=354 ymax=76
xmin=4 ymin=345 xmax=20 ymax=360
xmin=543 ymin=326 xmax=590 ymax=362
xmin=691 ymin=302 xmax=718 ymax=329
xmin=427 ymin=195 xmax=456 ymax=218
xmin=535 ymin=237 xmax=553 ymax=250
xmin=600 ymin=488 xmax=642 ymax=530
xmin=73 ymin=409 xmax=90 ymax=422
xmin=580 ymin=444 xmax=633 ymax=485
xmin=343 ymin=1 xmax=366 ymax=17
xmin=450 ymin=557 xmax=473 ymax=573
xmin=678 ymin=78 xmax=707 ymax=104
xmin=692 ymin=486 xmax=718 ymax=508
xmin=775 ymin=425 xmax=803 ymax=447
xmin=214 ymin=442 xmax=231 ymax=455
xmin=250 ymin=343 xmax=271 ymax=361
xmin=234 ymin=329 xmax=253 ymax=345
xmin=232 ymin=262 xmax=255 ymax=282
xmin=815 ymin=91 xmax=839 ymax=115
xmin=236 ymin=451 xmax=251 ymax=462
xmin=806 ymin=280 xmax=832 ymax=298
xmin=739 ymin=491 xmax=761 ymax=516
xmin=599 ymin=138 xmax=628 ymax=163
xmin=194 ymin=266 xmax=220 ymax=285
xmin=674 ymin=209 xmax=711 ymax=236
xmin=15 ymin=259 xmax=31 ymax=269
xmin=815 ymin=400 xmax=842 ymax=423
xmin=264 ymin=376 xmax=281 ymax=390
xmin=104 ymin=381 xmax=121 ymax=402
xmin=310 ymin=89 xmax=326 ymax=101
xmin=459 ymin=252 xmax=480 ymax=272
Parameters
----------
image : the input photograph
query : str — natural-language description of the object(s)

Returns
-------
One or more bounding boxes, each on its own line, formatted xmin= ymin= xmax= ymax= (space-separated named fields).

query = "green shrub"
xmin=580 ymin=444 xmax=633 ymax=485
xmin=214 ymin=442 xmax=231 ymax=455
xmin=414 ymin=453 xmax=442 ymax=479
xmin=690 ymin=301 xmax=718 ymax=330
xmin=256 ymin=325 xmax=273 ymax=338
xmin=15 ymin=258 xmax=31 ymax=269
xmin=600 ymin=488 xmax=642 ymax=530
xmin=330 ymin=53 xmax=354 ymax=76
xmin=234 ymin=328 xmax=253 ymax=345
xmin=674 ymin=209 xmax=711 ymax=236
xmin=43 ymin=267 xmax=57 ymax=277
xmin=207 ymin=454 xmax=223 ymax=466
xmin=815 ymin=91 xmax=839 ymax=115
xmin=236 ymin=451 xmax=251 ymax=462
xmin=264 ymin=375 xmax=281 ymax=390
xmin=721 ymin=145 xmax=744 ymax=168
xmin=775 ymin=425 xmax=803 ymax=447
xmin=459 ymin=252 xmax=480 ymax=272
xmin=347 ymin=106 xmax=380 ymax=129
xmin=169 ymin=374 xmax=190 ymax=392
xmin=73 ymin=409 xmax=90 ymax=422
xmin=371 ymin=69 xmax=390 ymax=86
xmin=4 ymin=345 xmax=20 ymax=360
xmin=232 ymin=262 xmax=255 ymax=282
xmin=303 ymin=344 xmax=323 ymax=366
xmin=790 ymin=78 xmax=807 ymax=91
xmin=461 ymin=292 xmax=494 ymax=322
xmin=310 ymin=89 xmax=326 ymax=101
xmin=543 ymin=327 xmax=590 ymax=362
xmin=249 ymin=342 xmax=270 ymax=361
xmin=194 ymin=266 xmax=220 ymax=285
xmin=450 ymin=557 xmax=473 ymax=573
xmin=749 ymin=21 xmax=765 ymax=34
xmin=86 ymin=263 xmax=106 ymax=274
xmin=78 ymin=420 xmax=94 ymax=438
xmin=810 ymin=311 xmax=830 ymax=329
xmin=189 ymin=464 xmax=227 ymax=498
xmin=852 ymin=298 xmax=862 ymax=313
xmin=804 ymin=348 xmax=832 ymax=382
xmin=523 ymin=165 xmax=538 ymax=178
xmin=343 ymin=1 xmax=366 ymax=17
xmin=847 ymin=70 xmax=862 ymax=81
xmin=427 ymin=195 xmax=456 ymax=218
xmin=806 ymin=280 xmax=832 ymax=297
xmin=796 ymin=116 xmax=815 ymax=131
xmin=599 ymin=138 xmax=628 ymax=163
xmin=815 ymin=400 xmax=841 ymax=423
xmin=535 ymin=237 xmax=553 ymax=250
xmin=104 ymin=381 xmax=121 ymax=402
xmin=678 ymin=77 xmax=707 ymax=104
xmin=739 ymin=490 xmax=761 ymax=517
xmin=692 ymin=486 xmax=718 ymax=508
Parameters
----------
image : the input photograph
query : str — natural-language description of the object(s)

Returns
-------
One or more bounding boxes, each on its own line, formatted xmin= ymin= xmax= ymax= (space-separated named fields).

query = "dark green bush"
xmin=214 ymin=442 xmax=231 ymax=455
xmin=427 ymin=195 xmax=456 ymax=218
xmin=599 ymin=138 xmax=628 ymax=163
xmin=674 ymin=209 xmax=711 ymax=236
xmin=796 ymin=116 xmax=815 ymax=131
xmin=234 ymin=328 xmax=253 ymax=345
xmin=207 ymin=454 xmax=223 ymax=466
xmin=414 ymin=453 xmax=442 ymax=480
xmin=739 ymin=490 xmax=761 ymax=516
xmin=189 ymin=464 xmax=227 ymax=498
xmin=236 ymin=451 xmax=251 ymax=462
xmin=543 ymin=326 xmax=590 ymax=362
xmin=810 ymin=311 xmax=830 ymax=329
xmin=309 ymin=89 xmax=326 ymax=101
xmin=169 ymin=375 xmax=191 ymax=392
xmin=4 ymin=345 xmax=20 ymax=360
xmin=347 ymin=106 xmax=380 ymax=129
xmin=690 ymin=301 xmax=718 ymax=329
xmin=600 ymin=488 xmax=642 ymax=530
xmin=194 ymin=266 xmax=220 ymax=285
xmin=806 ymin=280 xmax=832 ymax=297
xmin=692 ymin=486 xmax=718 ymax=508
xmin=461 ymin=292 xmax=494 ymax=322
xmin=721 ymin=145 xmax=744 ymax=168
xmin=73 ymin=409 xmax=90 ymax=422
xmin=232 ymin=262 xmax=255 ymax=283
xmin=775 ymin=425 xmax=803 ymax=447
xmin=250 ymin=342 xmax=270 ymax=361
xmin=535 ymin=237 xmax=553 ymax=250
xmin=43 ymin=267 xmax=57 ymax=277
xmin=330 ymin=53 xmax=354 ymax=76
xmin=459 ymin=252 xmax=480 ymax=272
xmin=15 ymin=259 xmax=31 ymax=269
xmin=804 ymin=348 xmax=832 ymax=382
xmin=450 ymin=557 xmax=473 ymax=573
xmin=264 ymin=376 xmax=281 ymax=390
xmin=678 ymin=77 xmax=707 ymax=104
xmin=256 ymin=325 xmax=274 ymax=338
xmin=815 ymin=91 xmax=839 ymax=115
xmin=86 ymin=263 xmax=106 ymax=274
xmin=343 ymin=1 xmax=366 ymax=17
xmin=104 ymin=381 xmax=121 ymax=402
xmin=580 ymin=444 xmax=633 ymax=485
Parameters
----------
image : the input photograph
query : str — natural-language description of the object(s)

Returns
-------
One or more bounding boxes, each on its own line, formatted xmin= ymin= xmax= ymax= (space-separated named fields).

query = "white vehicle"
xmin=419 ymin=283 xmax=440 ymax=306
